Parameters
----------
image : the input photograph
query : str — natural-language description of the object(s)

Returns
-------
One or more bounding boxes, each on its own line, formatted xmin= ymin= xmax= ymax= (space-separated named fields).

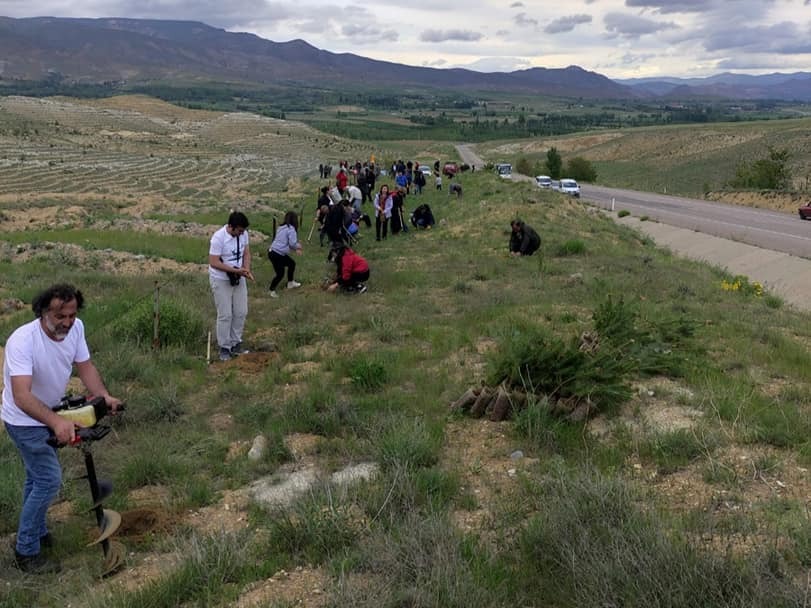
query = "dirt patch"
xmin=706 ymin=190 xmax=808 ymax=215
xmin=185 ymin=488 xmax=252 ymax=535
xmin=231 ymin=566 xmax=329 ymax=608
xmin=441 ymin=418 xmax=537 ymax=543
xmin=118 ymin=508 xmax=172 ymax=542
xmin=213 ymin=352 xmax=278 ymax=374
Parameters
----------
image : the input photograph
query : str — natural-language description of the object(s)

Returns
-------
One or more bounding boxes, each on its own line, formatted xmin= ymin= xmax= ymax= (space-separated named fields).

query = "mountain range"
xmin=1 ymin=16 xmax=810 ymax=102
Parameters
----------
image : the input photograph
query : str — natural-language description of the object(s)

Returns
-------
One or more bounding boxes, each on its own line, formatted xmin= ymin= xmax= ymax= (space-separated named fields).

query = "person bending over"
xmin=327 ymin=245 xmax=370 ymax=294
xmin=3 ymin=284 xmax=123 ymax=574
xmin=509 ymin=219 xmax=541 ymax=256
xmin=268 ymin=211 xmax=303 ymax=298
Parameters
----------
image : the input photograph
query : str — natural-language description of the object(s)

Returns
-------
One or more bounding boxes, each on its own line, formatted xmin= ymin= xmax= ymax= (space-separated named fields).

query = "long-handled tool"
xmin=50 ymin=395 xmax=126 ymax=577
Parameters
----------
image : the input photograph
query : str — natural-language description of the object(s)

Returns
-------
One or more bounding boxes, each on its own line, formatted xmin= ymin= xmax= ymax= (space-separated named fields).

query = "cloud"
xmin=423 ymin=58 xmax=447 ymax=67
xmin=604 ymin=12 xmax=679 ymax=38
xmin=624 ymin=0 xmax=715 ymax=13
xmin=700 ymin=21 xmax=811 ymax=54
xmin=514 ymin=12 xmax=539 ymax=28
xmin=420 ymin=29 xmax=483 ymax=42
xmin=341 ymin=23 xmax=398 ymax=45
xmin=545 ymin=14 xmax=592 ymax=34
xmin=455 ymin=56 xmax=532 ymax=72
xmin=510 ymin=1 xmax=524 ymax=6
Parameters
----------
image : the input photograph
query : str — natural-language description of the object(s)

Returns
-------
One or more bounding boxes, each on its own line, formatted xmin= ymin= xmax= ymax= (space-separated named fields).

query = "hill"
xmin=0 ymin=16 xmax=634 ymax=99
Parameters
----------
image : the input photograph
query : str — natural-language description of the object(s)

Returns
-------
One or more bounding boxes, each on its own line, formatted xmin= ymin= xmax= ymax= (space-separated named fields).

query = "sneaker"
xmin=269 ymin=290 xmax=279 ymax=298
xmin=287 ymin=281 xmax=301 ymax=289
xmin=230 ymin=342 xmax=249 ymax=356
xmin=358 ymin=284 xmax=368 ymax=294
xmin=14 ymin=551 xmax=61 ymax=574
xmin=219 ymin=348 xmax=232 ymax=362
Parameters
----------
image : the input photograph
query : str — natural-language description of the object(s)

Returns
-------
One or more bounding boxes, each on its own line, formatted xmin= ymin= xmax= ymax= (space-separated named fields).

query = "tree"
xmin=730 ymin=146 xmax=791 ymax=190
xmin=516 ymin=157 xmax=533 ymax=176
xmin=546 ymin=147 xmax=562 ymax=179
xmin=566 ymin=157 xmax=598 ymax=182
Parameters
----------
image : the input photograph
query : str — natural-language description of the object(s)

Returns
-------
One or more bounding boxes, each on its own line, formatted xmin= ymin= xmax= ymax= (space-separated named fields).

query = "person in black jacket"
xmin=509 ymin=219 xmax=541 ymax=256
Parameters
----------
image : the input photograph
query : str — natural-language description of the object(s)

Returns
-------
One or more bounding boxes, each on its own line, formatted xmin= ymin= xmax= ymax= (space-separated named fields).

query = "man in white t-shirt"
xmin=208 ymin=211 xmax=254 ymax=361
xmin=2 ymin=284 xmax=122 ymax=574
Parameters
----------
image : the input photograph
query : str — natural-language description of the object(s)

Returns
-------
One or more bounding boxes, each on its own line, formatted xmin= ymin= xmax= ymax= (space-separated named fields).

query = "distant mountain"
xmin=617 ymin=72 xmax=811 ymax=101
xmin=0 ymin=16 xmax=635 ymax=99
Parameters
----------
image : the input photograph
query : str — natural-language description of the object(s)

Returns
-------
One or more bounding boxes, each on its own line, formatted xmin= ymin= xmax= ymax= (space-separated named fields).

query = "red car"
xmin=799 ymin=203 xmax=811 ymax=220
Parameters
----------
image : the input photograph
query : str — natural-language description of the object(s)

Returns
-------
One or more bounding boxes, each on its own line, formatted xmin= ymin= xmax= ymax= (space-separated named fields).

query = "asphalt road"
xmin=581 ymin=184 xmax=811 ymax=259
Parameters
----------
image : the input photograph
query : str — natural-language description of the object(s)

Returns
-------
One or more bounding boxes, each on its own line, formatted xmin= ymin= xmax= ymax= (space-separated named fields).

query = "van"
xmin=535 ymin=175 xmax=552 ymax=188
xmin=496 ymin=163 xmax=512 ymax=178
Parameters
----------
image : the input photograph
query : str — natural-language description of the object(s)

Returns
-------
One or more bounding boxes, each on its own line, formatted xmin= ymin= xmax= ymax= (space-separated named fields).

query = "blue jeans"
xmin=4 ymin=423 xmax=62 ymax=556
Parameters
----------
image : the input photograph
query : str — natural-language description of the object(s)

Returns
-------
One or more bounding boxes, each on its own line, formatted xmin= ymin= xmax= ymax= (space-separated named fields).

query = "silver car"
xmin=559 ymin=179 xmax=580 ymax=197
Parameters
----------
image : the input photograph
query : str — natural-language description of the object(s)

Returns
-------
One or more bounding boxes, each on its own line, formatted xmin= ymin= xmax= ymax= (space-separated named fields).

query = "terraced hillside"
xmin=0 ymin=95 xmax=375 ymax=214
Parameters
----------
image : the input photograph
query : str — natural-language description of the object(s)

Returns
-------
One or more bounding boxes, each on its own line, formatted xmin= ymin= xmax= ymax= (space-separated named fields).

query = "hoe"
xmin=49 ymin=395 xmax=126 ymax=577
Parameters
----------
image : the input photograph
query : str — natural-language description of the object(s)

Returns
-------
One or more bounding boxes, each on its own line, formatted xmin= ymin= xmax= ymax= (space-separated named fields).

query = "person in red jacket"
xmin=335 ymin=167 xmax=349 ymax=197
xmin=326 ymin=245 xmax=369 ymax=294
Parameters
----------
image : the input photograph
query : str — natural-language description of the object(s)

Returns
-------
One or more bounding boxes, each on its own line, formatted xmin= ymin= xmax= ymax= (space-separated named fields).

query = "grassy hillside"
xmin=477 ymin=117 xmax=811 ymax=198
xmin=1 ymin=98 xmax=811 ymax=606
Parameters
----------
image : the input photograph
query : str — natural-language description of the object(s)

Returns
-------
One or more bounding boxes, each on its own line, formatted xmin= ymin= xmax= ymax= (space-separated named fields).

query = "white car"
xmin=535 ymin=175 xmax=553 ymax=188
xmin=418 ymin=164 xmax=433 ymax=176
xmin=559 ymin=178 xmax=580 ymax=197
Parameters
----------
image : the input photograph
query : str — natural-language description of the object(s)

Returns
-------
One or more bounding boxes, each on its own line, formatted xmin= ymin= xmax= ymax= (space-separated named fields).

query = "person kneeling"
xmin=327 ymin=245 xmax=370 ymax=294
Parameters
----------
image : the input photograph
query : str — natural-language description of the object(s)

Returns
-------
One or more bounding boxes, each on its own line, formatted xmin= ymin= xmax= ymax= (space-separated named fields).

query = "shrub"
xmin=112 ymin=298 xmax=205 ymax=349
xmin=730 ymin=146 xmax=791 ymax=190
xmin=617 ymin=209 xmax=631 ymax=217
xmin=565 ymin=156 xmax=597 ymax=182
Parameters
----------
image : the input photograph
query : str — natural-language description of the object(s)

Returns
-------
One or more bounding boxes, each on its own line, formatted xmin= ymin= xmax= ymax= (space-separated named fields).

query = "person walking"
xmin=3 ymin=283 xmax=123 ymax=574
xmin=208 ymin=211 xmax=254 ymax=361
xmin=268 ymin=210 xmax=303 ymax=298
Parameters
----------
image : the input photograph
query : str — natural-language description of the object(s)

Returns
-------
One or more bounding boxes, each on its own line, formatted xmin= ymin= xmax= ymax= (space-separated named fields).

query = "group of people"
xmin=2 ymin=178 xmax=542 ymax=577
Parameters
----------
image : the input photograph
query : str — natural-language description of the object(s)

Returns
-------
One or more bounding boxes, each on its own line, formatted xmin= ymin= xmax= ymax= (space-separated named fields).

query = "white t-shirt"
xmin=2 ymin=317 xmax=91 ymax=427
xmin=209 ymin=225 xmax=250 ymax=282
xmin=347 ymin=185 xmax=362 ymax=203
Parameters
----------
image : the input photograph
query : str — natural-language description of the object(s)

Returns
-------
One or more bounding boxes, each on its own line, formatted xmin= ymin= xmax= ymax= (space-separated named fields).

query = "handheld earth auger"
xmin=49 ymin=395 xmax=126 ymax=577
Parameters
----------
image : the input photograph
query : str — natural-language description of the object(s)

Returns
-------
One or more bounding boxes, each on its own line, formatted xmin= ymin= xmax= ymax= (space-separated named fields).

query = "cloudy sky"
xmin=2 ymin=0 xmax=811 ymax=78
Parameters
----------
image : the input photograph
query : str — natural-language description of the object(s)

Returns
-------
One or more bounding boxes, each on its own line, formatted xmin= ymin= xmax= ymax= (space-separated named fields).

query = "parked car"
xmin=418 ymin=164 xmax=433 ymax=176
xmin=495 ymin=163 xmax=512 ymax=178
xmin=799 ymin=203 xmax=811 ymax=220
xmin=443 ymin=162 xmax=459 ymax=178
xmin=535 ymin=175 xmax=553 ymax=188
xmin=559 ymin=178 xmax=581 ymax=197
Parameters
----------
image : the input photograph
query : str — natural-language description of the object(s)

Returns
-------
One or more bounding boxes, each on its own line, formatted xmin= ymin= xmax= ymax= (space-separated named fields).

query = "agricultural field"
xmin=1 ymin=96 xmax=811 ymax=607
xmin=477 ymin=117 xmax=811 ymax=205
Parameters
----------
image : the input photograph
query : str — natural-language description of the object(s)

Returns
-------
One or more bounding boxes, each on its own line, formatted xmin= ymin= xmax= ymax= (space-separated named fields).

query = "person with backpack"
xmin=267 ymin=211 xmax=303 ymax=298
xmin=509 ymin=219 xmax=541 ymax=256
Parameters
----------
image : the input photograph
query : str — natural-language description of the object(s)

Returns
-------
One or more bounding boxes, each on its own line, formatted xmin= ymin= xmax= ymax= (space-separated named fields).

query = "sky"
xmin=1 ymin=0 xmax=811 ymax=78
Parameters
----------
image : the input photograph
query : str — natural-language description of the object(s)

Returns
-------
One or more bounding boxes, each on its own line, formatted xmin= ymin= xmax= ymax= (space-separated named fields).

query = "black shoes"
xmin=14 ymin=550 xmax=61 ymax=574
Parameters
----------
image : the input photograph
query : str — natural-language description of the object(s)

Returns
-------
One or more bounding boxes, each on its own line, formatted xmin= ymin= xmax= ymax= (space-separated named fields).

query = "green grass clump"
xmin=617 ymin=209 xmax=631 ymax=217
xmin=112 ymin=298 xmax=205 ymax=349
xmin=517 ymin=469 xmax=803 ymax=607
xmin=555 ymin=238 xmax=587 ymax=256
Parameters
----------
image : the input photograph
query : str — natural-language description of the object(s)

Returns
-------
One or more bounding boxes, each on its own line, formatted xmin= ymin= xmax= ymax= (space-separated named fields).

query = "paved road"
xmin=581 ymin=184 xmax=811 ymax=258
xmin=454 ymin=143 xmax=811 ymax=311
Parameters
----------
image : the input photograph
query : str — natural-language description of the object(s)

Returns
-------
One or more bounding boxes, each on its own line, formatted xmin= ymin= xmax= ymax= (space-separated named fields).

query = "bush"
xmin=730 ymin=146 xmax=791 ymax=190
xmin=565 ymin=156 xmax=597 ymax=182
xmin=112 ymin=298 xmax=205 ymax=349
xmin=617 ymin=209 xmax=630 ymax=217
